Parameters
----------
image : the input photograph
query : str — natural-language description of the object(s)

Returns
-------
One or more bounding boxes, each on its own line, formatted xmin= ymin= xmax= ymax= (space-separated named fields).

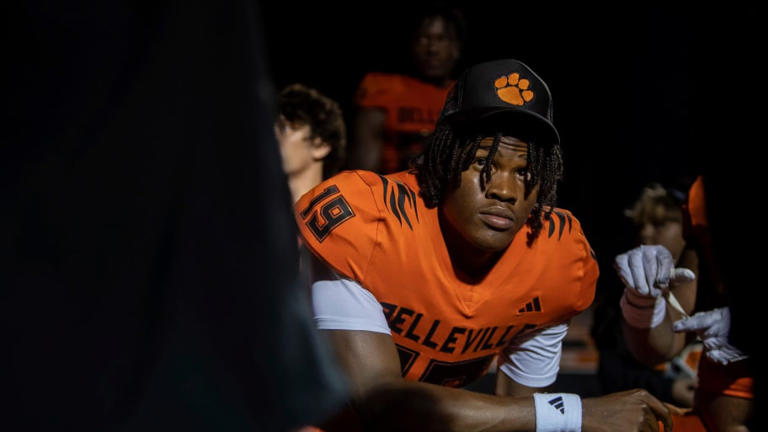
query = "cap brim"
xmin=445 ymin=107 xmax=560 ymax=146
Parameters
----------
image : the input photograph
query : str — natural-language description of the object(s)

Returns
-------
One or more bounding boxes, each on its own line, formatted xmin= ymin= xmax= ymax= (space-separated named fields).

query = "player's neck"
xmin=438 ymin=213 xmax=503 ymax=283
xmin=289 ymin=163 xmax=324 ymax=203
xmin=421 ymin=75 xmax=452 ymax=89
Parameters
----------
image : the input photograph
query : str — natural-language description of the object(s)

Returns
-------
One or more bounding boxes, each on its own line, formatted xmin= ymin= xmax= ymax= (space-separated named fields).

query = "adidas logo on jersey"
xmin=517 ymin=297 xmax=541 ymax=313
xmin=548 ymin=396 xmax=565 ymax=414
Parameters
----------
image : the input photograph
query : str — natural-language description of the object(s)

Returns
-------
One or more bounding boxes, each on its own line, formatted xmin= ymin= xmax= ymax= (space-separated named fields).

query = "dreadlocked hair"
xmin=414 ymin=122 xmax=564 ymax=246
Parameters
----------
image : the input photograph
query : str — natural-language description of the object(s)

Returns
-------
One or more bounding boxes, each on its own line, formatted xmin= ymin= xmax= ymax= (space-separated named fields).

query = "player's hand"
xmin=582 ymin=389 xmax=672 ymax=432
xmin=670 ymin=377 xmax=696 ymax=408
xmin=672 ymin=307 xmax=748 ymax=365
xmin=614 ymin=245 xmax=695 ymax=298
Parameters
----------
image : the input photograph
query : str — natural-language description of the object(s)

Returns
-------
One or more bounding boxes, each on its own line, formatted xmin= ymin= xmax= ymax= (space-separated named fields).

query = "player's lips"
xmin=478 ymin=207 xmax=515 ymax=230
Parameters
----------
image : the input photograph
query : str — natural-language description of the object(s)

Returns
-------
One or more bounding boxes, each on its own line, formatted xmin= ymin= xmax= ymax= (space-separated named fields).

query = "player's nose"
xmin=485 ymin=171 xmax=519 ymax=204
xmin=639 ymin=223 xmax=655 ymax=245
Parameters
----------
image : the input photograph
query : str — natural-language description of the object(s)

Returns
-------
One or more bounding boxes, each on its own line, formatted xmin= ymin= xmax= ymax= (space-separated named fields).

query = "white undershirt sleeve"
xmin=312 ymin=275 xmax=391 ymax=335
xmin=498 ymin=322 xmax=568 ymax=388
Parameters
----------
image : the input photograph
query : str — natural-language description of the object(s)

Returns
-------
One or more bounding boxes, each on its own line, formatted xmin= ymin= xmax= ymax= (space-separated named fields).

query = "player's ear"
xmin=311 ymin=138 xmax=331 ymax=161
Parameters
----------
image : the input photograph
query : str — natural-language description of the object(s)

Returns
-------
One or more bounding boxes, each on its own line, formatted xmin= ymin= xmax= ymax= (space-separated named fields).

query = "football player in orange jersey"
xmin=298 ymin=59 xmax=671 ymax=431
xmin=351 ymin=3 xmax=464 ymax=173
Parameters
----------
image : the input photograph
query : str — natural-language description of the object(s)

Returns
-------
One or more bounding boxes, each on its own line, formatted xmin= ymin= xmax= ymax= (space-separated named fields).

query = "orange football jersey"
xmin=687 ymin=176 xmax=708 ymax=228
xmin=296 ymin=170 xmax=598 ymax=387
xmin=356 ymin=73 xmax=452 ymax=173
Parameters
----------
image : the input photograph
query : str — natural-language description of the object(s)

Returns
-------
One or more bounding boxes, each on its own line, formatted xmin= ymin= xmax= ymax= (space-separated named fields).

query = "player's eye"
xmin=516 ymin=168 xmax=531 ymax=180
xmin=472 ymin=157 xmax=487 ymax=167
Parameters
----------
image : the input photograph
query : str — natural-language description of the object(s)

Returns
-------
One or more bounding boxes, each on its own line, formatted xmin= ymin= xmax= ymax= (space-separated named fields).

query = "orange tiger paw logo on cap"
xmin=494 ymin=73 xmax=534 ymax=106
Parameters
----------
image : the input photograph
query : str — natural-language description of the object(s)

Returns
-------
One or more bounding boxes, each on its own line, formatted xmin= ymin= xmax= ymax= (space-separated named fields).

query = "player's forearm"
xmin=623 ymin=304 xmax=688 ymax=365
xmin=697 ymin=393 xmax=752 ymax=432
xmin=351 ymin=379 xmax=535 ymax=432
xmin=615 ymin=245 xmax=698 ymax=365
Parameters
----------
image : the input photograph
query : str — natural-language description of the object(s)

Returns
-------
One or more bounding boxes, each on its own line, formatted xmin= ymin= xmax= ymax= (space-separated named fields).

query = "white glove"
xmin=614 ymin=245 xmax=695 ymax=328
xmin=673 ymin=307 xmax=748 ymax=365
xmin=614 ymin=245 xmax=695 ymax=296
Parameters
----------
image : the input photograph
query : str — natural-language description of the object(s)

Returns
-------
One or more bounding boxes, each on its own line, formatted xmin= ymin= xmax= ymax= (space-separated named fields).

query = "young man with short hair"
xmin=275 ymin=83 xmax=346 ymax=202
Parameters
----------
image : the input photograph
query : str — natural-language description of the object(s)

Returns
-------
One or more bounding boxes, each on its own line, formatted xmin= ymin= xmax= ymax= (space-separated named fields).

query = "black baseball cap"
xmin=442 ymin=59 xmax=559 ymax=146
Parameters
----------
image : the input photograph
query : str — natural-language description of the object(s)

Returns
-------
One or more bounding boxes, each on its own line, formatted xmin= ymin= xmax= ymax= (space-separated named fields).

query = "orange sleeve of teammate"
xmin=355 ymin=73 xmax=396 ymax=110
xmin=682 ymin=176 xmax=708 ymax=249
xmin=687 ymin=176 xmax=707 ymax=228
xmin=565 ymin=210 xmax=600 ymax=316
xmin=294 ymin=170 xmax=382 ymax=283
xmin=698 ymin=356 xmax=754 ymax=400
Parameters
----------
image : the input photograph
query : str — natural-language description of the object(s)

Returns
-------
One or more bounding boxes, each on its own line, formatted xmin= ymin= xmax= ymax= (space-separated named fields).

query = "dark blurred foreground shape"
xmin=0 ymin=1 xmax=345 ymax=430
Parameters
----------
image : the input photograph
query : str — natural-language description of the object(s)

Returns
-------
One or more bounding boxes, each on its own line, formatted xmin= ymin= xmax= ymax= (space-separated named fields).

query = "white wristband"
xmin=533 ymin=393 xmax=581 ymax=432
xmin=620 ymin=289 xmax=667 ymax=329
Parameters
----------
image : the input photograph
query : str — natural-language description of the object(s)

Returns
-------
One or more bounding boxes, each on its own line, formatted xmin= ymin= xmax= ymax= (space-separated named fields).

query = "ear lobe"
xmin=311 ymin=139 xmax=331 ymax=161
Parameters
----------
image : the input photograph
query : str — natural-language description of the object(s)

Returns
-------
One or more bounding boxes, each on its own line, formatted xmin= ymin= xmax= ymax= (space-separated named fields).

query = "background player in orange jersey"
xmin=350 ymin=3 xmax=464 ymax=173
xmin=297 ymin=59 xmax=672 ymax=431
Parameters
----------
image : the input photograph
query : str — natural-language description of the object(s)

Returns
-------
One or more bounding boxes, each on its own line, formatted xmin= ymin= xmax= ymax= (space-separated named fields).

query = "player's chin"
xmin=470 ymin=228 xmax=516 ymax=252
xmin=420 ymin=63 xmax=449 ymax=79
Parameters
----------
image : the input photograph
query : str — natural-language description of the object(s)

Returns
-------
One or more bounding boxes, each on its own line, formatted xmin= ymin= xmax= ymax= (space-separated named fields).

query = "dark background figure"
xmin=1 ymin=1 xmax=344 ymax=431
xmin=350 ymin=3 xmax=465 ymax=173
xmin=687 ymin=8 xmax=763 ymax=430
